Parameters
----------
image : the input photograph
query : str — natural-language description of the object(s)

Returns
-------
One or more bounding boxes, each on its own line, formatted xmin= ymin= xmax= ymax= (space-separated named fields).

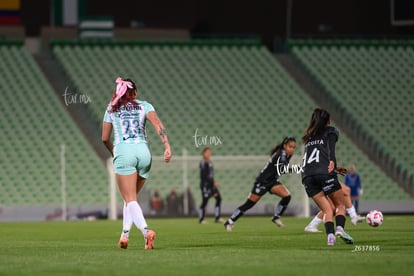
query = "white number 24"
xmin=302 ymin=148 xmax=320 ymax=166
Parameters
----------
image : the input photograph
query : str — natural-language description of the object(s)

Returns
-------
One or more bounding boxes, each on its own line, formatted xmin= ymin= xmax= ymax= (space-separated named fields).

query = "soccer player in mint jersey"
xmin=301 ymin=108 xmax=354 ymax=245
xmin=102 ymin=77 xmax=172 ymax=250
xmin=224 ymin=137 xmax=296 ymax=232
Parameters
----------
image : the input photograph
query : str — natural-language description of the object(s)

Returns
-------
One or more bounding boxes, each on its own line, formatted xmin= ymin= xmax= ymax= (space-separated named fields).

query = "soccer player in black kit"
xmin=301 ymin=108 xmax=354 ymax=245
xmin=224 ymin=137 xmax=296 ymax=231
xmin=199 ymin=147 xmax=222 ymax=223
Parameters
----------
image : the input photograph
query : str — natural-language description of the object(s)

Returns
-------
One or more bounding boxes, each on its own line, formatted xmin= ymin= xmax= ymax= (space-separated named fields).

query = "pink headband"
xmin=110 ymin=77 xmax=133 ymax=106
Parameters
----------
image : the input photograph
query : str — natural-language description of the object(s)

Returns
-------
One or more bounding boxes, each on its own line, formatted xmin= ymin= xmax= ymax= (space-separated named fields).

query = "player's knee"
xmin=239 ymin=199 xmax=256 ymax=212
xmin=323 ymin=211 xmax=334 ymax=222
xmin=342 ymin=185 xmax=350 ymax=196
xmin=335 ymin=205 xmax=346 ymax=215
xmin=200 ymin=199 xmax=208 ymax=209
xmin=280 ymin=195 xmax=291 ymax=205
xmin=334 ymin=199 xmax=345 ymax=210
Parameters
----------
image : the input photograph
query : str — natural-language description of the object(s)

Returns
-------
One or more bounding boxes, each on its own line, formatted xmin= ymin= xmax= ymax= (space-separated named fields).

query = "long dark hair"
xmin=302 ymin=108 xmax=330 ymax=143
xmin=110 ymin=78 xmax=139 ymax=112
xmin=270 ymin=136 xmax=296 ymax=156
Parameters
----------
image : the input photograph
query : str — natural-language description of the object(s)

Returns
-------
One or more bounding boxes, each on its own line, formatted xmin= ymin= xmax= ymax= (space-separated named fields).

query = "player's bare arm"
xmin=102 ymin=122 xmax=114 ymax=157
xmin=147 ymin=111 xmax=172 ymax=162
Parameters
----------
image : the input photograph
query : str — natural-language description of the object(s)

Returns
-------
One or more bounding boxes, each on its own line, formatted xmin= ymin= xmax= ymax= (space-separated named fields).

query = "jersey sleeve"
xmin=278 ymin=150 xmax=289 ymax=165
xmin=103 ymin=108 xmax=112 ymax=123
xmin=327 ymin=134 xmax=337 ymax=162
xmin=141 ymin=101 xmax=155 ymax=115
xmin=326 ymin=126 xmax=339 ymax=141
xmin=326 ymin=126 xmax=338 ymax=162
xmin=357 ymin=174 xmax=362 ymax=188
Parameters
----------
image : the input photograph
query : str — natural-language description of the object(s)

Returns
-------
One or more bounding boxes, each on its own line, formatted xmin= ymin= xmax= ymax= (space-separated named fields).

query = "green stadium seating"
xmin=0 ymin=44 xmax=108 ymax=206
xmin=290 ymin=40 xmax=414 ymax=197
xmin=52 ymin=41 xmax=411 ymax=204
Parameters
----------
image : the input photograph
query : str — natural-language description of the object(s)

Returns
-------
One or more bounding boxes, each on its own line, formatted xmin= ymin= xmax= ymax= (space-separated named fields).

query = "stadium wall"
xmin=19 ymin=0 xmax=414 ymax=50
xmin=1 ymin=202 xmax=413 ymax=222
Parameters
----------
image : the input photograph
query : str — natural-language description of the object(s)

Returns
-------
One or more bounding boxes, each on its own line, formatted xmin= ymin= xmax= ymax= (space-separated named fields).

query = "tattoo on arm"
xmin=159 ymin=128 xmax=169 ymax=144
xmin=159 ymin=128 xmax=167 ymax=137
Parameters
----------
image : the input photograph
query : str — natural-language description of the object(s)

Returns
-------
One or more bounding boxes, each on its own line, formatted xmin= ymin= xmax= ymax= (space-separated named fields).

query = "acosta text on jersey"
xmin=304 ymin=139 xmax=324 ymax=148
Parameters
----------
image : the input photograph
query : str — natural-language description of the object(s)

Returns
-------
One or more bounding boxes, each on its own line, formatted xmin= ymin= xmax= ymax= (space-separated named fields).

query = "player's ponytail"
xmin=270 ymin=136 xmax=296 ymax=156
xmin=302 ymin=108 xmax=330 ymax=143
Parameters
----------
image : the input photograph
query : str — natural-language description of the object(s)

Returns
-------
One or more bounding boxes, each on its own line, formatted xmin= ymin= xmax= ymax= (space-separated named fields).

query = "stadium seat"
xmin=291 ymin=39 xmax=413 ymax=201
xmin=51 ymin=41 xmax=411 ymax=204
xmin=0 ymin=43 xmax=108 ymax=206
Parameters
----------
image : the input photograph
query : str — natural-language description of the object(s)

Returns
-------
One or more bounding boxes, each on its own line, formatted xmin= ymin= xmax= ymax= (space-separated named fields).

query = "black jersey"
xmin=255 ymin=149 xmax=291 ymax=185
xmin=200 ymin=159 xmax=214 ymax=189
xmin=301 ymin=126 xmax=338 ymax=179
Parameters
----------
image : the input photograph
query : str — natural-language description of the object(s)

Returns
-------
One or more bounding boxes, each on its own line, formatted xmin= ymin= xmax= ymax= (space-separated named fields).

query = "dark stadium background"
xmin=21 ymin=0 xmax=414 ymax=48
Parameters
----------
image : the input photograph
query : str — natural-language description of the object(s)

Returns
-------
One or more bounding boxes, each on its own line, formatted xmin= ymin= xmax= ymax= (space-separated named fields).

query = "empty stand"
xmin=290 ymin=39 xmax=414 ymax=197
xmin=52 ymin=41 xmax=411 ymax=203
xmin=0 ymin=43 xmax=109 ymax=206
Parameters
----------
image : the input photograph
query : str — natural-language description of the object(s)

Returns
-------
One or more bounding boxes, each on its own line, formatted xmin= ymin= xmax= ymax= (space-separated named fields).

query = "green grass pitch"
xmin=0 ymin=216 xmax=413 ymax=275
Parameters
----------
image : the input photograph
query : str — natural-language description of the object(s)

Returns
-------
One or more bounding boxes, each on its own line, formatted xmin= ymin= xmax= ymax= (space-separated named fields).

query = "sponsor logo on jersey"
xmin=322 ymin=183 xmax=335 ymax=192
xmin=118 ymin=104 xmax=141 ymax=112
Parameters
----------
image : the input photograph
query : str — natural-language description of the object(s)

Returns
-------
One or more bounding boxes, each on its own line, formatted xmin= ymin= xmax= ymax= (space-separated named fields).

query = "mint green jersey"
xmin=103 ymin=100 xmax=155 ymax=145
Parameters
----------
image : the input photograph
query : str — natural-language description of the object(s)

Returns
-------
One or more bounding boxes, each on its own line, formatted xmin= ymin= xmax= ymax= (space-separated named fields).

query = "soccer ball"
xmin=366 ymin=210 xmax=383 ymax=227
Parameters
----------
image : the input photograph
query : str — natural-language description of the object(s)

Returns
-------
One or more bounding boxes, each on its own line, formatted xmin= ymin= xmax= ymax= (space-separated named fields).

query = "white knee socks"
xmin=126 ymin=201 xmax=148 ymax=237
xmin=310 ymin=215 xmax=323 ymax=227
xmin=346 ymin=206 xmax=357 ymax=219
xmin=121 ymin=202 xmax=133 ymax=238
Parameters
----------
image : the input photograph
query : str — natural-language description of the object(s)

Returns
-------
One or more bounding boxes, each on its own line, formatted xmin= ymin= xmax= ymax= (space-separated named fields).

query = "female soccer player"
xmin=199 ymin=147 xmax=222 ymax=223
xmin=301 ymin=108 xmax=354 ymax=245
xmin=102 ymin=77 xmax=172 ymax=250
xmin=224 ymin=137 xmax=296 ymax=231
xmin=304 ymin=181 xmax=365 ymax=232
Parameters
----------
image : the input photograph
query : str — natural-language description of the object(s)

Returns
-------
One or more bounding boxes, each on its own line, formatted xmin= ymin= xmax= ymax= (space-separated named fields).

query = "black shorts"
xmin=201 ymin=186 xmax=220 ymax=199
xmin=251 ymin=181 xmax=281 ymax=196
xmin=302 ymin=174 xmax=341 ymax=198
